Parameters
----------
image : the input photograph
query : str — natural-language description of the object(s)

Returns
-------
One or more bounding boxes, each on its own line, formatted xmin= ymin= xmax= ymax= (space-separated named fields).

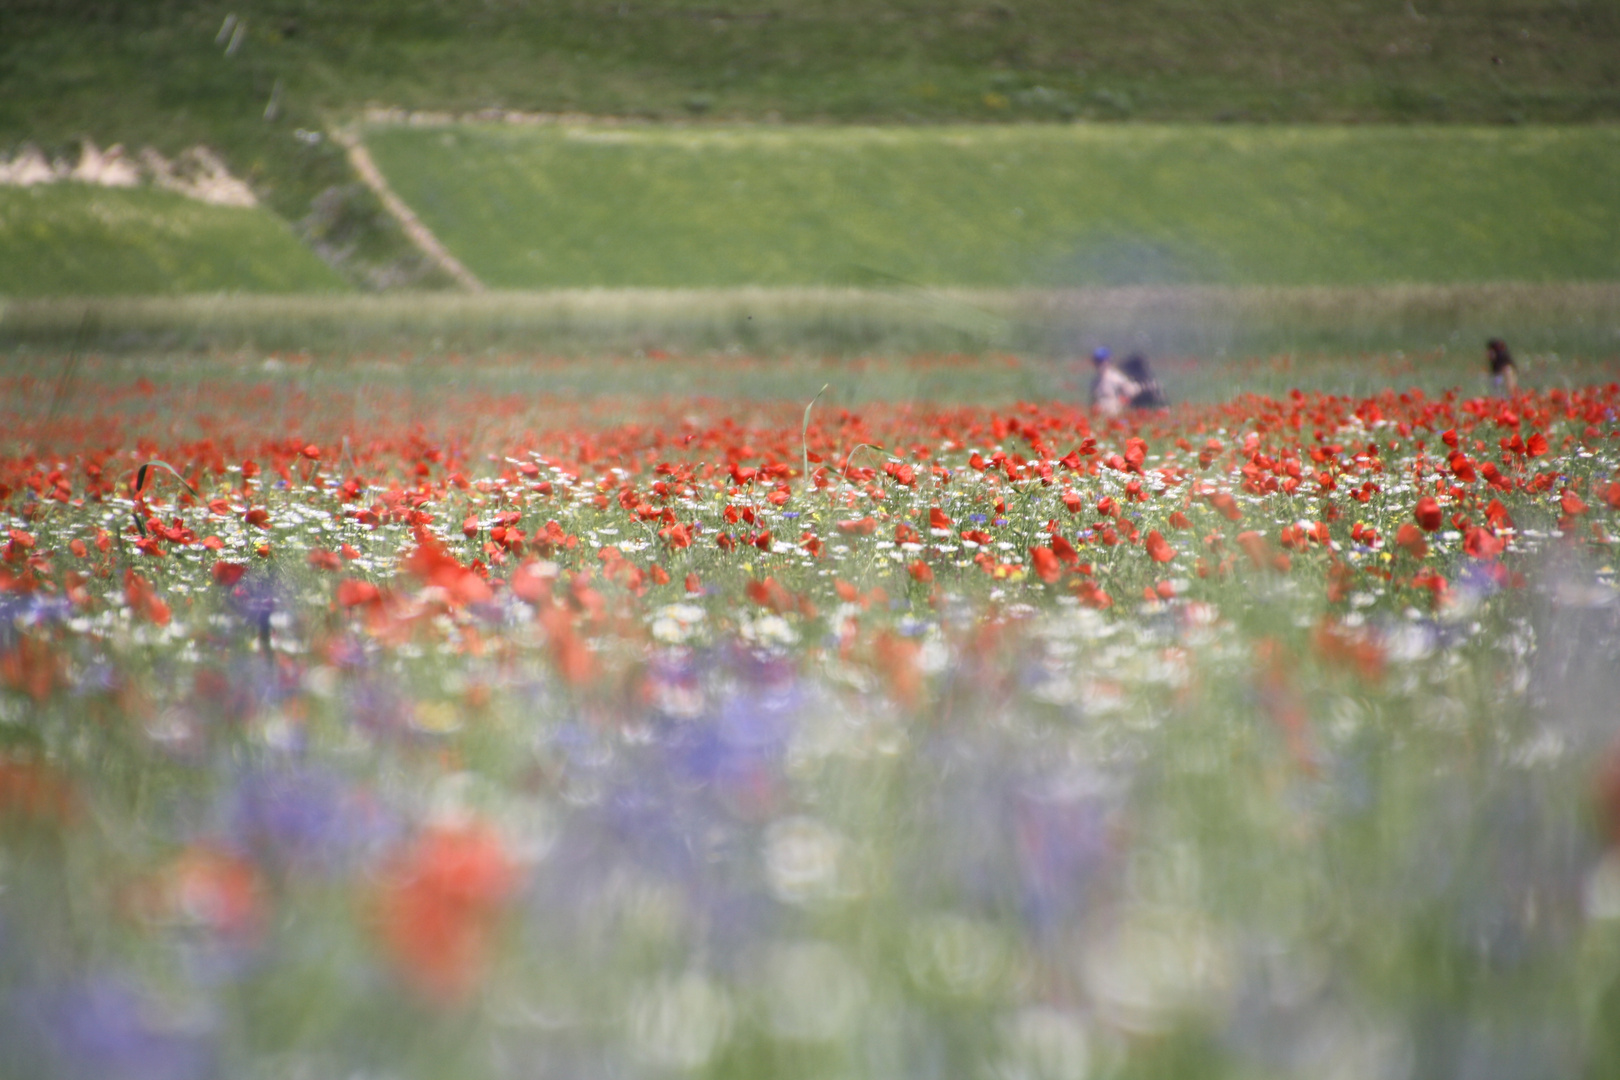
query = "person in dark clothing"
xmin=1089 ymin=347 xmax=1135 ymax=416
xmin=1486 ymin=339 xmax=1519 ymax=397
xmin=1120 ymin=354 xmax=1168 ymax=410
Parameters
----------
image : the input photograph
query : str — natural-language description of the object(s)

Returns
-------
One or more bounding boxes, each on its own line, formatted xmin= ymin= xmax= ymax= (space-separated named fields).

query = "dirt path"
xmin=333 ymin=130 xmax=485 ymax=293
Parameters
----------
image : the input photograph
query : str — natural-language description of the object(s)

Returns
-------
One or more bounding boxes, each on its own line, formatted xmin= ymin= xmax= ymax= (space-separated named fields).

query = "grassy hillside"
xmin=365 ymin=123 xmax=1620 ymax=289
xmin=6 ymin=1 xmax=1617 ymax=138
xmin=3 ymin=1 xmax=1617 ymax=295
xmin=0 ymin=186 xmax=348 ymax=297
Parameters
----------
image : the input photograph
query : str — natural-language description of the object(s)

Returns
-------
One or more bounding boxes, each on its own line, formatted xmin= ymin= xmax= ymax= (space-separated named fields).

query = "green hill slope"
xmin=4 ymin=2 xmax=1618 ymax=295
xmin=7 ymin=0 xmax=1617 ymax=138
xmin=0 ymin=186 xmax=348 ymax=297
xmin=366 ymin=123 xmax=1620 ymax=289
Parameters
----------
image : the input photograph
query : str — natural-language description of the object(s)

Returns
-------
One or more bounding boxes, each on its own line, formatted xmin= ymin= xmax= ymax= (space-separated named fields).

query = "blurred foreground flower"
xmin=375 ymin=821 xmax=517 ymax=1004
xmin=5 ymin=974 xmax=217 ymax=1080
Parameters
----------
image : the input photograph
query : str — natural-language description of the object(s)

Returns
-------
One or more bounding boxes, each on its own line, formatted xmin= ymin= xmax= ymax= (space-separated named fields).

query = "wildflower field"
xmin=3 ymin=353 xmax=1620 ymax=1080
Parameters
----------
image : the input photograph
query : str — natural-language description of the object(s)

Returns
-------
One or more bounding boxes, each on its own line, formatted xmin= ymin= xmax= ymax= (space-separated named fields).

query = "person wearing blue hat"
xmin=1088 ymin=346 xmax=1136 ymax=417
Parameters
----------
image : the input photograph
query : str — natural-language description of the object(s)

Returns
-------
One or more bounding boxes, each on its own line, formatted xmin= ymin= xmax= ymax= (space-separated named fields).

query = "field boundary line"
xmin=7 ymin=282 xmax=1620 ymax=322
xmin=332 ymin=130 xmax=485 ymax=293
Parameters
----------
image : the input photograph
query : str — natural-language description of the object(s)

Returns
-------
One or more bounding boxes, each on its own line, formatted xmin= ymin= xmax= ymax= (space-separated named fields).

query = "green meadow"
xmin=366 ymin=123 xmax=1620 ymax=289
xmin=5 ymin=284 xmax=1617 ymax=404
xmin=0 ymin=186 xmax=347 ymax=297
xmin=6 ymin=1 xmax=1616 ymax=291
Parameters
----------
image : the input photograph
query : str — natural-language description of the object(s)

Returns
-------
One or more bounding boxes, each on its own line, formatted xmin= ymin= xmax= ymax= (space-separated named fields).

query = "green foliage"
xmin=366 ymin=123 xmax=1620 ymax=288
xmin=0 ymin=3 xmax=452 ymax=288
xmin=0 ymin=186 xmax=347 ymax=296
xmin=3 ymin=285 xmax=1617 ymax=388
xmin=6 ymin=0 xmax=1617 ymax=132
xmin=3 ymin=2 xmax=1618 ymax=295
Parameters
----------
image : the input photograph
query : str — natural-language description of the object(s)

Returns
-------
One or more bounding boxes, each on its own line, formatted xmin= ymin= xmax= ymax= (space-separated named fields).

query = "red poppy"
xmin=1029 ymin=546 xmax=1062 ymax=583
xmin=1463 ymin=527 xmax=1505 ymax=560
xmin=1144 ymin=530 xmax=1175 ymax=563
xmin=1050 ymin=535 xmax=1079 ymax=565
xmin=376 ymin=823 xmax=515 ymax=1005
xmin=166 ymin=846 xmax=265 ymax=940
xmin=1595 ymin=738 xmax=1620 ymax=849
xmin=124 ymin=570 xmax=171 ymax=626
xmin=336 ymin=579 xmax=382 ymax=608
xmin=402 ymin=535 xmax=493 ymax=606
xmin=1394 ymin=523 xmax=1428 ymax=558
xmin=0 ymin=755 xmax=78 ymax=823
xmin=1235 ymin=531 xmax=1270 ymax=569
xmin=745 ymin=577 xmax=793 ymax=611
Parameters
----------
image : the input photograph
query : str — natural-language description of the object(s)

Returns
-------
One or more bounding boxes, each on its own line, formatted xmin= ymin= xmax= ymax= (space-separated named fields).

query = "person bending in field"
xmin=1089 ymin=347 xmax=1137 ymax=417
xmin=1487 ymin=338 xmax=1519 ymax=397
xmin=1120 ymin=353 xmax=1168 ymax=410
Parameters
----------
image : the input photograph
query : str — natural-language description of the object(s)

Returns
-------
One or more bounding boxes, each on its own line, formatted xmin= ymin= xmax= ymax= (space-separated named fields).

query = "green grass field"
xmin=5 ymin=284 xmax=1616 ymax=404
xmin=0 ymin=186 xmax=348 ymax=297
xmin=365 ymin=123 xmax=1620 ymax=289
xmin=4 ymin=1 xmax=1618 ymax=292
xmin=8 ymin=1 xmax=1618 ymax=142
